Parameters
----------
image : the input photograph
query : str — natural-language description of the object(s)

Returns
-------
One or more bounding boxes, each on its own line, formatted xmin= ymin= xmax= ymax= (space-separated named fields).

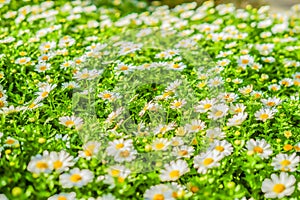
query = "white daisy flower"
xmin=184 ymin=119 xmax=206 ymax=133
xmin=261 ymin=97 xmax=282 ymax=107
xmin=193 ymin=151 xmax=223 ymax=174
xmin=206 ymin=127 xmax=226 ymax=141
xmin=144 ymin=184 xmax=175 ymax=200
xmin=227 ymin=112 xmax=248 ymax=127
xmin=208 ymin=104 xmax=229 ymax=120
xmin=48 ymin=192 xmax=76 ymax=200
xmin=49 ymin=150 xmax=75 ymax=173
xmin=170 ymin=99 xmax=186 ymax=109
xmin=208 ymin=140 xmax=233 ymax=158
xmin=271 ymin=153 xmax=299 ymax=172
xmin=27 ymin=151 xmax=52 ymax=174
xmin=254 ymin=108 xmax=277 ymax=122
xmin=106 ymin=138 xmax=133 ymax=157
xmin=59 ymin=116 xmax=83 ymax=129
xmin=152 ymin=138 xmax=171 ymax=151
xmin=59 ymin=168 xmax=94 ymax=188
xmin=261 ymin=172 xmax=296 ymax=199
xmin=78 ymin=140 xmax=101 ymax=160
xmin=245 ymin=139 xmax=273 ymax=159
xmin=160 ymin=159 xmax=190 ymax=182
xmin=172 ymin=145 xmax=195 ymax=158
xmin=194 ymin=98 xmax=217 ymax=113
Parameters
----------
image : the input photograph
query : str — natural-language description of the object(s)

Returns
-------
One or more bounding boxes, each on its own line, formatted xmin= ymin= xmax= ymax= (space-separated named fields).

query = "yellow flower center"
xmin=19 ymin=58 xmax=27 ymax=63
xmin=153 ymin=194 xmax=164 ymax=200
xmin=155 ymin=143 xmax=165 ymax=150
xmin=111 ymin=169 xmax=120 ymax=176
xmin=65 ymin=120 xmax=74 ymax=126
xmin=266 ymin=102 xmax=275 ymax=106
xmin=215 ymin=146 xmax=224 ymax=152
xmin=273 ymin=184 xmax=285 ymax=194
xmin=260 ymin=113 xmax=269 ymax=120
xmin=40 ymin=66 xmax=47 ymax=71
xmin=169 ymin=170 xmax=180 ymax=179
xmin=203 ymin=158 xmax=214 ymax=166
xmin=41 ymin=91 xmax=49 ymax=98
xmin=120 ymin=66 xmax=128 ymax=71
xmin=53 ymin=160 xmax=63 ymax=169
xmin=42 ymin=55 xmax=49 ymax=61
xmin=173 ymin=101 xmax=182 ymax=107
xmin=36 ymin=161 xmax=48 ymax=169
xmin=280 ymin=160 xmax=291 ymax=167
xmin=70 ymin=174 xmax=82 ymax=182
xmin=172 ymin=64 xmax=180 ymax=68
xmin=253 ymin=146 xmax=263 ymax=153
xmin=57 ymin=196 xmax=67 ymax=200
xmin=241 ymin=59 xmax=249 ymax=64
xmin=116 ymin=143 xmax=124 ymax=149
xmin=120 ymin=150 xmax=130 ymax=157
xmin=215 ymin=111 xmax=223 ymax=117
xmin=6 ymin=139 xmax=15 ymax=145
xmin=80 ymin=73 xmax=89 ymax=79
xmin=103 ymin=93 xmax=112 ymax=99
xmin=179 ymin=150 xmax=188 ymax=156
xmin=0 ymin=100 xmax=4 ymax=108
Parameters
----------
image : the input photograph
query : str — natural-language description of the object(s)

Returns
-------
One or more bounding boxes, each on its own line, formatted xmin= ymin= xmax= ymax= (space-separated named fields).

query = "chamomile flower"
xmin=106 ymin=138 xmax=133 ymax=157
xmin=184 ymin=119 xmax=206 ymax=133
xmin=271 ymin=153 xmax=299 ymax=172
xmin=245 ymin=139 xmax=273 ymax=159
xmin=261 ymin=172 xmax=296 ymax=199
xmin=280 ymin=78 xmax=293 ymax=87
xmin=98 ymin=91 xmax=120 ymax=102
xmin=168 ymin=62 xmax=186 ymax=71
xmin=59 ymin=168 xmax=94 ymax=188
xmin=48 ymin=192 xmax=76 ymax=200
xmin=172 ymin=145 xmax=195 ymax=158
xmin=193 ymin=151 xmax=223 ymax=174
xmin=208 ymin=140 xmax=233 ymax=158
xmin=194 ymin=98 xmax=216 ymax=113
xmin=254 ymin=108 xmax=277 ymax=122
xmin=160 ymin=159 xmax=190 ymax=181
xmin=49 ymin=150 xmax=75 ymax=173
xmin=170 ymin=99 xmax=186 ymax=109
xmin=268 ymin=84 xmax=281 ymax=92
xmin=230 ymin=103 xmax=246 ymax=114
xmin=3 ymin=137 xmax=19 ymax=147
xmin=261 ymin=97 xmax=282 ymax=107
xmin=208 ymin=104 xmax=229 ymax=120
xmin=113 ymin=147 xmax=137 ymax=162
xmin=237 ymin=55 xmax=254 ymax=67
xmin=144 ymin=184 xmax=174 ymax=200
xmin=35 ymin=83 xmax=57 ymax=100
xmin=152 ymin=138 xmax=171 ymax=151
xmin=227 ymin=113 xmax=248 ymax=127
xmin=35 ymin=62 xmax=51 ymax=72
xmin=27 ymin=151 xmax=52 ymax=174
xmin=15 ymin=57 xmax=31 ymax=65
xmin=206 ymin=127 xmax=226 ymax=141
xmin=78 ymin=141 xmax=101 ymax=160
xmin=62 ymin=81 xmax=80 ymax=89
xmin=153 ymin=123 xmax=176 ymax=135
xmin=59 ymin=116 xmax=84 ymax=129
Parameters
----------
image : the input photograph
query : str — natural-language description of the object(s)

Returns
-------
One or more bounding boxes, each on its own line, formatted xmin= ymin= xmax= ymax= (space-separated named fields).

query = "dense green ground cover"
xmin=0 ymin=0 xmax=299 ymax=199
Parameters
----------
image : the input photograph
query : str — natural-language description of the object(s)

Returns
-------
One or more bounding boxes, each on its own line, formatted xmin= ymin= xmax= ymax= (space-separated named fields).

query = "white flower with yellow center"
xmin=59 ymin=168 xmax=94 ymax=188
xmin=78 ymin=141 xmax=101 ymax=160
xmin=208 ymin=140 xmax=233 ymax=158
xmin=144 ymin=184 xmax=175 ymax=200
xmin=227 ymin=112 xmax=248 ymax=127
xmin=160 ymin=160 xmax=190 ymax=182
xmin=254 ymin=108 xmax=277 ymax=122
xmin=48 ymin=192 xmax=76 ymax=200
xmin=271 ymin=153 xmax=299 ymax=172
xmin=245 ymin=139 xmax=273 ymax=159
xmin=261 ymin=172 xmax=296 ymax=199
xmin=193 ymin=151 xmax=223 ymax=174
xmin=106 ymin=138 xmax=133 ymax=157
xmin=194 ymin=98 xmax=217 ymax=113
xmin=152 ymin=138 xmax=171 ymax=151
xmin=185 ymin=119 xmax=206 ymax=133
xmin=27 ymin=151 xmax=52 ymax=174
xmin=59 ymin=116 xmax=83 ymax=129
xmin=49 ymin=150 xmax=75 ymax=173
xmin=172 ymin=145 xmax=195 ymax=158
xmin=208 ymin=104 xmax=229 ymax=120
